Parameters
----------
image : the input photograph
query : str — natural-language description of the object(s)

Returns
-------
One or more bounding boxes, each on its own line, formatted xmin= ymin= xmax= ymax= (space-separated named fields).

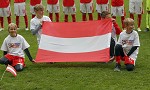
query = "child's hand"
xmin=31 ymin=59 xmax=36 ymax=63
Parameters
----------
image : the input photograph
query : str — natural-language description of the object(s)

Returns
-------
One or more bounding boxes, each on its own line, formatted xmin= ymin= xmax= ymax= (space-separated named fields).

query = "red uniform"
xmin=0 ymin=0 xmax=10 ymax=8
xmin=96 ymin=0 xmax=108 ymax=4
xmin=63 ymin=0 xmax=74 ymax=7
xmin=80 ymin=0 xmax=92 ymax=3
xmin=14 ymin=0 xmax=25 ymax=3
xmin=111 ymin=0 xmax=124 ymax=6
xmin=47 ymin=0 xmax=58 ymax=4
xmin=30 ymin=0 xmax=41 ymax=6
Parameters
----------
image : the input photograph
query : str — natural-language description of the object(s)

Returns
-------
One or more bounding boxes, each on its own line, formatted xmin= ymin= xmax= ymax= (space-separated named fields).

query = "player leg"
xmin=87 ymin=2 xmax=93 ymax=21
xmin=0 ymin=17 xmax=4 ymax=30
xmin=14 ymin=64 xmax=24 ymax=71
xmin=145 ymin=12 xmax=150 ymax=31
xmin=71 ymin=5 xmax=76 ymax=22
xmin=124 ymin=56 xmax=135 ymax=71
xmin=54 ymin=3 xmax=60 ymax=22
xmin=0 ymin=56 xmax=11 ymax=65
xmin=24 ymin=15 xmax=28 ymax=30
xmin=109 ymin=38 xmax=115 ymax=62
xmin=13 ymin=57 xmax=25 ymax=71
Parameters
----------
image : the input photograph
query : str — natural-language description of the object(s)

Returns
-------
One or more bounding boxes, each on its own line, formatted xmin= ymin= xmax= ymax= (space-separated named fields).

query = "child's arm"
xmin=113 ymin=21 xmax=122 ymax=35
xmin=30 ymin=24 xmax=42 ymax=35
xmin=24 ymin=48 xmax=35 ymax=62
xmin=127 ymin=46 xmax=139 ymax=56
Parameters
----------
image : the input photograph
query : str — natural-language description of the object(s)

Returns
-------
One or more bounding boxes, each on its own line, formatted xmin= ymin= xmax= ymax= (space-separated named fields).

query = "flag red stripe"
xmin=42 ymin=19 xmax=112 ymax=38
xmin=35 ymin=48 xmax=110 ymax=62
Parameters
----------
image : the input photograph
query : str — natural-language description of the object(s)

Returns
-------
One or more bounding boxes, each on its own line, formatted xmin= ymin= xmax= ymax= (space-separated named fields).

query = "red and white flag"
xmin=35 ymin=19 xmax=112 ymax=62
xmin=6 ymin=64 xmax=17 ymax=77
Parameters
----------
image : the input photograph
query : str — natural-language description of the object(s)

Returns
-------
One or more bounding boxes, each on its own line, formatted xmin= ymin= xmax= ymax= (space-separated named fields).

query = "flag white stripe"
xmin=7 ymin=67 xmax=17 ymax=76
xmin=39 ymin=33 xmax=111 ymax=53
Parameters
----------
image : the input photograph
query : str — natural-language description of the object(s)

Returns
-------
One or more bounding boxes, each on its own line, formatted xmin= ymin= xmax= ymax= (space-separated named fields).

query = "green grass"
xmin=0 ymin=0 xmax=150 ymax=90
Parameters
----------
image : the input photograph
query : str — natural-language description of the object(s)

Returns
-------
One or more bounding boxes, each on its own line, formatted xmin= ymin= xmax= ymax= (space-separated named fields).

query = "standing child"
xmin=63 ymin=0 xmax=76 ymax=22
xmin=114 ymin=18 xmax=140 ymax=72
xmin=101 ymin=11 xmax=122 ymax=61
xmin=30 ymin=0 xmax=42 ymax=18
xmin=111 ymin=0 xmax=125 ymax=30
xmin=47 ymin=0 xmax=60 ymax=22
xmin=0 ymin=23 xmax=34 ymax=71
xmin=0 ymin=0 xmax=11 ymax=31
xmin=96 ymin=0 xmax=109 ymax=20
xmin=30 ymin=4 xmax=51 ymax=45
xmin=14 ymin=0 xmax=29 ymax=30
xmin=129 ymin=0 xmax=143 ymax=32
xmin=80 ymin=0 xmax=93 ymax=21
xmin=145 ymin=0 xmax=150 ymax=32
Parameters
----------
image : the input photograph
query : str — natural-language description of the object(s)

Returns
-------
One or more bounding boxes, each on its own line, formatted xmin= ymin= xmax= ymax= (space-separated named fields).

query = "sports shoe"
xmin=144 ymin=28 xmax=149 ymax=32
xmin=0 ymin=28 xmax=4 ymax=31
xmin=114 ymin=63 xmax=121 ymax=72
xmin=17 ymin=28 xmax=20 ymax=30
xmin=25 ymin=28 xmax=29 ymax=31
xmin=137 ymin=28 xmax=141 ymax=32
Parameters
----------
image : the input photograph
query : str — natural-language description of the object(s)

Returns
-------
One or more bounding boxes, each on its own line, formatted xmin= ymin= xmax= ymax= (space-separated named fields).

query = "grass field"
xmin=0 ymin=0 xmax=150 ymax=90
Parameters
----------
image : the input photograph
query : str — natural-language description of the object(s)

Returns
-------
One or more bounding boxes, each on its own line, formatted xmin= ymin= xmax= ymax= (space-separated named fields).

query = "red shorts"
xmin=121 ymin=56 xmax=134 ymax=65
xmin=5 ymin=54 xmax=25 ymax=67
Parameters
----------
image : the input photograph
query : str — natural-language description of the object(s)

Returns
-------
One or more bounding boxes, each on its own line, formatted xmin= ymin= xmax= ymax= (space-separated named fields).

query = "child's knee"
xmin=14 ymin=64 xmax=23 ymax=71
xmin=126 ymin=64 xmax=134 ymax=71
xmin=0 ymin=57 xmax=10 ymax=65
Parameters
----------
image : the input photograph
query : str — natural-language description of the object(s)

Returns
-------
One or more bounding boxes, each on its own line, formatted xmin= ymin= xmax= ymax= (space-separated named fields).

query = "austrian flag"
xmin=35 ymin=19 xmax=112 ymax=62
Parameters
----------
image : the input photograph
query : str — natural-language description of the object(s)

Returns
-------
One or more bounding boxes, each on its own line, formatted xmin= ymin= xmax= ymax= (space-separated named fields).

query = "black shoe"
xmin=114 ymin=63 xmax=121 ymax=72
xmin=144 ymin=28 xmax=149 ymax=32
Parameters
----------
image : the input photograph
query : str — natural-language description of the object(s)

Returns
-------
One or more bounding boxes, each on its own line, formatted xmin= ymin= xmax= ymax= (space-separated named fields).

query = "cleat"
xmin=25 ymin=28 xmax=29 ymax=31
xmin=0 ymin=28 xmax=4 ymax=31
xmin=144 ymin=28 xmax=149 ymax=32
xmin=114 ymin=63 xmax=121 ymax=72
xmin=137 ymin=28 xmax=141 ymax=32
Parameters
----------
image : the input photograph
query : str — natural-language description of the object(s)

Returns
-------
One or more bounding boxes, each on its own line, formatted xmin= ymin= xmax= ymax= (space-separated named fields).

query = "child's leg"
xmin=110 ymin=38 xmax=115 ymax=58
xmin=82 ymin=13 xmax=87 ymax=21
xmin=14 ymin=64 xmax=24 ymax=71
xmin=121 ymin=16 xmax=125 ymax=29
xmin=71 ymin=14 xmax=76 ymax=22
xmin=0 ymin=56 xmax=10 ymax=65
xmin=0 ymin=17 xmax=4 ymax=28
xmin=16 ymin=16 xmax=19 ymax=28
xmin=137 ymin=14 xmax=142 ymax=28
xmin=7 ymin=16 xmax=11 ymax=24
xmin=130 ymin=13 xmax=134 ymax=20
xmin=115 ymin=44 xmax=125 ymax=64
xmin=88 ymin=13 xmax=93 ymax=20
xmin=98 ymin=13 xmax=101 ymax=20
xmin=125 ymin=64 xmax=134 ymax=71
xmin=64 ymin=14 xmax=68 ymax=22
xmin=49 ymin=13 xmax=53 ymax=21
xmin=124 ymin=56 xmax=135 ymax=71
xmin=55 ymin=13 xmax=59 ymax=22
xmin=32 ymin=14 xmax=36 ymax=18
xmin=24 ymin=15 xmax=28 ymax=28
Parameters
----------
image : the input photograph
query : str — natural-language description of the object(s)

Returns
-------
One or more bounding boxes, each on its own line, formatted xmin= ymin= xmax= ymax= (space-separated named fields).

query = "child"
xmin=30 ymin=0 xmax=42 ymax=18
xmin=63 ymin=0 xmax=76 ymax=22
xmin=96 ymin=0 xmax=109 ymax=20
xmin=101 ymin=11 xmax=122 ymax=61
xmin=47 ymin=0 xmax=60 ymax=22
xmin=0 ymin=0 xmax=11 ymax=31
xmin=30 ymin=4 xmax=51 ymax=45
xmin=111 ymin=0 xmax=125 ymax=30
xmin=114 ymin=18 xmax=140 ymax=71
xmin=145 ymin=0 xmax=150 ymax=32
xmin=129 ymin=0 xmax=143 ymax=32
xmin=0 ymin=23 xmax=34 ymax=71
xmin=80 ymin=0 xmax=93 ymax=21
xmin=14 ymin=0 xmax=29 ymax=30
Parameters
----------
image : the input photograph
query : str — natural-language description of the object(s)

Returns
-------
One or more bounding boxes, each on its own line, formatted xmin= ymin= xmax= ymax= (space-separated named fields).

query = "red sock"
xmin=64 ymin=15 xmax=68 ymax=22
xmin=138 ymin=14 xmax=142 ymax=28
xmin=49 ymin=13 xmax=53 ymax=21
xmin=16 ymin=16 xmax=19 ymax=28
xmin=71 ymin=14 xmax=76 ymax=22
xmin=115 ymin=56 xmax=121 ymax=64
xmin=82 ymin=13 xmax=87 ymax=21
xmin=0 ymin=17 xmax=4 ymax=28
xmin=32 ymin=14 xmax=36 ymax=18
xmin=130 ymin=13 xmax=134 ymax=20
xmin=98 ymin=13 xmax=101 ymax=20
xmin=121 ymin=16 xmax=125 ymax=29
xmin=7 ymin=16 xmax=11 ymax=24
xmin=88 ymin=13 xmax=93 ymax=20
xmin=55 ymin=13 xmax=59 ymax=22
xmin=112 ymin=16 xmax=116 ymax=19
xmin=24 ymin=15 xmax=28 ymax=28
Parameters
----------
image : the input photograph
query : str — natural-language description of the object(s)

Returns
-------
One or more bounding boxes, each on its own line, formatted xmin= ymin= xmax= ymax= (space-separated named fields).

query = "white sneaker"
xmin=17 ymin=28 xmax=20 ymax=30
xmin=25 ymin=28 xmax=29 ymax=31
xmin=0 ymin=28 xmax=4 ymax=31
xmin=137 ymin=28 xmax=141 ymax=32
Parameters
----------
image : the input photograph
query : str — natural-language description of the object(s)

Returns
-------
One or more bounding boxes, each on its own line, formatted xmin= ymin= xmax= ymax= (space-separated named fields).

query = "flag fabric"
xmin=6 ymin=64 xmax=17 ymax=77
xmin=35 ymin=19 xmax=112 ymax=62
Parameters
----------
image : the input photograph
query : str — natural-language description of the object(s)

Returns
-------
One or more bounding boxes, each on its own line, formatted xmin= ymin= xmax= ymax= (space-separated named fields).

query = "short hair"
xmin=124 ymin=18 xmax=134 ymax=26
xmin=101 ymin=11 xmax=111 ymax=18
xmin=34 ymin=4 xmax=44 ymax=11
xmin=8 ymin=23 xmax=17 ymax=30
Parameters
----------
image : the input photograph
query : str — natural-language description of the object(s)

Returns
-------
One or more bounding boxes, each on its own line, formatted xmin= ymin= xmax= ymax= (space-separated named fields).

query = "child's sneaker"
xmin=137 ymin=28 xmax=141 ymax=32
xmin=25 ymin=28 xmax=29 ymax=31
xmin=114 ymin=63 xmax=121 ymax=72
xmin=0 ymin=28 xmax=4 ymax=31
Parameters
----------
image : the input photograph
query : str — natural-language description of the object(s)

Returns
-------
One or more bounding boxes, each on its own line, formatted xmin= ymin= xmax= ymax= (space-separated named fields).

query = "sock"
xmin=32 ymin=14 xmax=36 ymax=18
xmin=121 ymin=16 xmax=125 ymax=29
xmin=0 ymin=17 xmax=4 ymax=28
xmin=24 ymin=15 xmax=28 ymax=28
xmin=130 ymin=13 xmax=134 ymax=20
xmin=115 ymin=56 xmax=121 ymax=64
xmin=49 ymin=13 xmax=53 ymax=22
xmin=55 ymin=13 xmax=59 ymax=22
xmin=138 ymin=14 xmax=142 ymax=28
xmin=88 ymin=13 xmax=93 ymax=20
xmin=64 ymin=15 xmax=68 ymax=22
xmin=16 ymin=16 xmax=19 ymax=28
xmin=98 ymin=13 xmax=101 ymax=20
xmin=82 ymin=13 xmax=87 ymax=21
xmin=7 ymin=16 xmax=11 ymax=24
xmin=112 ymin=16 xmax=116 ymax=19
xmin=71 ymin=14 xmax=76 ymax=22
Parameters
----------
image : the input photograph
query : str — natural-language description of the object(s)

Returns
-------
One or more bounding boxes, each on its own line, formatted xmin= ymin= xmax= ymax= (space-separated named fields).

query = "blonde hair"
xmin=124 ymin=18 xmax=134 ymax=27
xmin=34 ymin=4 xmax=44 ymax=11
xmin=8 ymin=23 xmax=17 ymax=30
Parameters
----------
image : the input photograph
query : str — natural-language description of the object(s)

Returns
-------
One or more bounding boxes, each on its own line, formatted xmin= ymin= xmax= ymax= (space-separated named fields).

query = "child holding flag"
xmin=114 ymin=18 xmax=140 ymax=72
xmin=0 ymin=23 xmax=34 ymax=71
